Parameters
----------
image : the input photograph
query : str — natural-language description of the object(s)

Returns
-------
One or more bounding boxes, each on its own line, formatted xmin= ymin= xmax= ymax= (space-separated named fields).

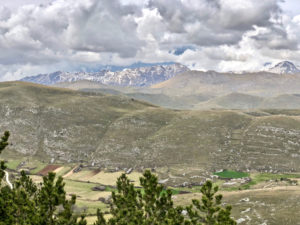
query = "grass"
xmin=85 ymin=214 xmax=112 ymax=225
xmin=55 ymin=166 xmax=72 ymax=177
xmin=252 ymin=173 xmax=300 ymax=183
xmin=0 ymin=157 xmax=48 ymax=174
xmin=238 ymin=173 xmax=300 ymax=190
xmin=64 ymin=180 xmax=97 ymax=196
xmin=30 ymin=162 xmax=48 ymax=174
xmin=221 ymin=172 xmax=300 ymax=191
xmin=103 ymin=185 xmax=184 ymax=196
xmin=5 ymin=159 xmax=22 ymax=170
xmin=75 ymin=199 xmax=107 ymax=215
xmin=214 ymin=170 xmax=249 ymax=179
xmin=85 ymin=216 xmax=97 ymax=225
xmin=66 ymin=170 xmax=143 ymax=186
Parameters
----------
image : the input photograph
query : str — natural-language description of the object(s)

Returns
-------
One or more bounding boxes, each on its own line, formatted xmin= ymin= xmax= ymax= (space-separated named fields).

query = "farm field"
xmin=3 ymin=157 xmax=300 ymax=224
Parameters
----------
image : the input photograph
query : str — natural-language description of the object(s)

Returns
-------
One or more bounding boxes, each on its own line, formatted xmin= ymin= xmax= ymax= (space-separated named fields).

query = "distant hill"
xmin=2 ymin=82 xmax=300 ymax=174
xmin=195 ymin=93 xmax=265 ymax=109
xmin=151 ymin=70 xmax=300 ymax=97
xmin=54 ymin=74 xmax=300 ymax=110
xmin=20 ymin=63 xmax=189 ymax=87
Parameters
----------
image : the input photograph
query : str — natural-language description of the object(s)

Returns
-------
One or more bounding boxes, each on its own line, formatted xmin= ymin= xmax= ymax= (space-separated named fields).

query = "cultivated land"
xmin=2 ymin=159 xmax=300 ymax=225
xmin=2 ymin=82 xmax=300 ymax=224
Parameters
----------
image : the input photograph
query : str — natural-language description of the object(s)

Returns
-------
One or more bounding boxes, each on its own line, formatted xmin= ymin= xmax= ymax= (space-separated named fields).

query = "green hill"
xmin=1 ymin=82 xmax=300 ymax=179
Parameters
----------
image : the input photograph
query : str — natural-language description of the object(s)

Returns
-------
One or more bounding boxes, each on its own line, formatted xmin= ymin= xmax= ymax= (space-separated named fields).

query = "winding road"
xmin=4 ymin=170 xmax=13 ymax=189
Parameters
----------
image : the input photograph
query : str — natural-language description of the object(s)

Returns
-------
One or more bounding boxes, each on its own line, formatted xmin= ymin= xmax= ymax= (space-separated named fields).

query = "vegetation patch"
xmin=5 ymin=159 xmax=23 ymax=170
xmin=214 ymin=170 xmax=249 ymax=179
xmin=252 ymin=173 xmax=300 ymax=183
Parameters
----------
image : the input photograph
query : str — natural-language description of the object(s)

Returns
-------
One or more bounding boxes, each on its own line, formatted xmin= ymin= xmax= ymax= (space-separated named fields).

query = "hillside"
xmin=151 ymin=70 xmax=300 ymax=97
xmin=53 ymin=80 xmax=213 ymax=109
xmin=195 ymin=93 xmax=265 ymax=109
xmin=1 ymin=82 xmax=300 ymax=180
xmin=54 ymin=77 xmax=300 ymax=110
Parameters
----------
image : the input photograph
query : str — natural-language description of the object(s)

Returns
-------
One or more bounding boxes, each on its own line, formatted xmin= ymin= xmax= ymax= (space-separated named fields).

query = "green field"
xmin=214 ymin=170 xmax=249 ymax=179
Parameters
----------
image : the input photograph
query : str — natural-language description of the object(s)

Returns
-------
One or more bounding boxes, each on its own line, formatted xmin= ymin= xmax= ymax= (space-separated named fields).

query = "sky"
xmin=0 ymin=0 xmax=300 ymax=80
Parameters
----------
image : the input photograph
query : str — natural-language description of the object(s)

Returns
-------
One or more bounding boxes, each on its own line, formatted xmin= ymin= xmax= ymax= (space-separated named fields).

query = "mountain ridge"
xmin=19 ymin=61 xmax=300 ymax=88
xmin=20 ymin=63 xmax=189 ymax=87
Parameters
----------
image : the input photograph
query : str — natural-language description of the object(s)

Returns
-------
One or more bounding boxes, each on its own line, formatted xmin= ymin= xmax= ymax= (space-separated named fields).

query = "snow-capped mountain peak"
xmin=268 ymin=61 xmax=300 ymax=74
xmin=20 ymin=63 xmax=189 ymax=87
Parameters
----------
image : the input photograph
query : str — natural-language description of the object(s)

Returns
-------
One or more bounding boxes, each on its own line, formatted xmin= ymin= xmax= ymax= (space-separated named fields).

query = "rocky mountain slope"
xmin=2 ymin=82 xmax=300 ymax=174
xmin=20 ymin=63 xmax=189 ymax=87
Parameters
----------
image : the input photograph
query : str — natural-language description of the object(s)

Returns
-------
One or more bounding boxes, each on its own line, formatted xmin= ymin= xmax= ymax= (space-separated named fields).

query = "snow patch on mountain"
xmin=20 ymin=63 xmax=189 ymax=87
xmin=268 ymin=61 xmax=300 ymax=74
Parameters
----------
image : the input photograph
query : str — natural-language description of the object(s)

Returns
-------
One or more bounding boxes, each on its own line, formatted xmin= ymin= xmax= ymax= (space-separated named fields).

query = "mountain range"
xmin=20 ymin=61 xmax=300 ymax=86
xmin=21 ymin=63 xmax=189 ymax=87
xmin=18 ymin=61 xmax=300 ymax=110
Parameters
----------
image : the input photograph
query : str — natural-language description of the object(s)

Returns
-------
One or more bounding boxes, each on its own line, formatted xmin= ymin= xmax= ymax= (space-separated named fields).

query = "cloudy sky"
xmin=0 ymin=0 xmax=300 ymax=80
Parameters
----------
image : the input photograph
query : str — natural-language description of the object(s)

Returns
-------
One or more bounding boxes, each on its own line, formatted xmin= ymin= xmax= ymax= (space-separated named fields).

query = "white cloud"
xmin=0 ymin=0 xmax=300 ymax=80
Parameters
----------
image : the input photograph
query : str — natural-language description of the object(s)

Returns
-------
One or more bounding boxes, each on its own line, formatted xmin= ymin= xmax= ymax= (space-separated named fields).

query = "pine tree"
xmin=94 ymin=209 xmax=107 ymax=225
xmin=185 ymin=180 xmax=236 ymax=225
xmin=139 ymin=170 xmax=184 ymax=224
xmin=95 ymin=171 xmax=236 ymax=225
xmin=95 ymin=170 xmax=185 ymax=225
xmin=0 ymin=131 xmax=87 ymax=225
xmin=0 ymin=130 xmax=237 ymax=225
xmin=0 ymin=131 xmax=9 ymax=182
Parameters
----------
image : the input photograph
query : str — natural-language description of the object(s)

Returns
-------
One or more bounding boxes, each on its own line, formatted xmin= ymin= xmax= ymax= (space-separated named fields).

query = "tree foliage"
xmin=0 ymin=131 xmax=236 ymax=225
xmin=0 ymin=131 xmax=9 ymax=181
xmin=0 ymin=131 xmax=86 ymax=225
xmin=95 ymin=171 xmax=185 ymax=225
xmin=185 ymin=180 xmax=236 ymax=225
xmin=94 ymin=171 xmax=236 ymax=225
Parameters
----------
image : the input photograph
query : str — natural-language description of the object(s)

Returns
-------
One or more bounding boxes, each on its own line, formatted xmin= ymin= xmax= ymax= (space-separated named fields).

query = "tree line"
xmin=0 ymin=131 xmax=236 ymax=225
